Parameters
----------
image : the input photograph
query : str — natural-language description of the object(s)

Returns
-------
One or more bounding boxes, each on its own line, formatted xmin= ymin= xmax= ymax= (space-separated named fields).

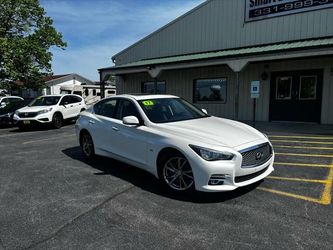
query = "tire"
xmin=158 ymin=152 xmax=195 ymax=192
xmin=52 ymin=113 xmax=63 ymax=129
xmin=80 ymin=131 xmax=95 ymax=159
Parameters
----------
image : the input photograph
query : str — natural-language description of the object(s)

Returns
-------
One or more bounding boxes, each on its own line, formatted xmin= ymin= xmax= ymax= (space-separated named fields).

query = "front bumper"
xmin=189 ymin=143 xmax=275 ymax=192
xmin=13 ymin=113 xmax=53 ymax=125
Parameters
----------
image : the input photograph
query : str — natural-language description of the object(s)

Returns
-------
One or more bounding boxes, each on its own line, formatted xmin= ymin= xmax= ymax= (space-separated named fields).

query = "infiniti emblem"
xmin=256 ymin=151 xmax=264 ymax=160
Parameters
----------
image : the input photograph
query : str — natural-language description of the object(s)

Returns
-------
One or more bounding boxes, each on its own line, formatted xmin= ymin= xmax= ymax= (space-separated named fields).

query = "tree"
xmin=0 ymin=0 xmax=66 ymax=90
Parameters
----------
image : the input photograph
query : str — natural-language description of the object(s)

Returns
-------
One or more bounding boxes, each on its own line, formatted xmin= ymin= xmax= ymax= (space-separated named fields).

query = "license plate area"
xmin=23 ymin=120 xmax=31 ymax=125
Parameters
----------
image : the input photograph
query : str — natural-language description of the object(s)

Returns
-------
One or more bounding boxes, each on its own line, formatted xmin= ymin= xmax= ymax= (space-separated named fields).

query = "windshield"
xmin=138 ymin=98 xmax=209 ymax=123
xmin=29 ymin=96 xmax=61 ymax=107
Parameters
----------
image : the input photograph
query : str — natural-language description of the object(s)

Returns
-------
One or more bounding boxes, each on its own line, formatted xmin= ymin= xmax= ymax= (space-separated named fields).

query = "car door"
xmin=87 ymin=98 xmax=119 ymax=154
xmin=58 ymin=96 xmax=72 ymax=119
xmin=68 ymin=95 xmax=83 ymax=117
xmin=111 ymin=99 xmax=149 ymax=168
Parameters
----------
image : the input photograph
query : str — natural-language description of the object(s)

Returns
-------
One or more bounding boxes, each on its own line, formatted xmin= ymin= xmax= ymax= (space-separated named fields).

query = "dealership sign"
xmin=245 ymin=0 xmax=333 ymax=22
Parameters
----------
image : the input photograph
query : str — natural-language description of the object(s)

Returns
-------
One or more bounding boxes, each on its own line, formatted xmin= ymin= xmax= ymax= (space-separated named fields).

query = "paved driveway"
xmin=0 ymin=122 xmax=332 ymax=250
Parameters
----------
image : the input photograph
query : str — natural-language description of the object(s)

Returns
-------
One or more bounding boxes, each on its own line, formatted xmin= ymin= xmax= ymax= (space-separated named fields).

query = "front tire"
xmin=52 ymin=113 xmax=63 ymax=129
xmin=158 ymin=152 xmax=195 ymax=192
xmin=80 ymin=131 xmax=95 ymax=159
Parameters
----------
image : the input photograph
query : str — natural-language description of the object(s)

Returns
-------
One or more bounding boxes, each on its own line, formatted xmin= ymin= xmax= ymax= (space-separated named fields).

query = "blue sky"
xmin=41 ymin=0 xmax=205 ymax=81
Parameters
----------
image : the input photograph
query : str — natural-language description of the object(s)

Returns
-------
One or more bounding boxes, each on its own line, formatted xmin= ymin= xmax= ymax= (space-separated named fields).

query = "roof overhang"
xmin=99 ymin=38 xmax=333 ymax=80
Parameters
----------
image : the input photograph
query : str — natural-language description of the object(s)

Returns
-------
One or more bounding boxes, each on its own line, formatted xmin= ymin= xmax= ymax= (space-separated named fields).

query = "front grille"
xmin=240 ymin=143 xmax=272 ymax=168
xmin=235 ymin=166 xmax=269 ymax=183
xmin=18 ymin=112 xmax=38 ymax=118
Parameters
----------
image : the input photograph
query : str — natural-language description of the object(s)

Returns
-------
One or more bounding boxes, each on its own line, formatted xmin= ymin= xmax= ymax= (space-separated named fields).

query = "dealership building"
xmin=99 ymin=0 xmax=333 ymax=124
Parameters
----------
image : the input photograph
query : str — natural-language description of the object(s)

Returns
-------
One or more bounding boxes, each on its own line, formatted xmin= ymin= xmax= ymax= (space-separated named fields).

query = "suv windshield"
xmin=138 ymin=98 xmax=209 ymax=123
xmin=29 ymin=96 xmax=61 ymax=107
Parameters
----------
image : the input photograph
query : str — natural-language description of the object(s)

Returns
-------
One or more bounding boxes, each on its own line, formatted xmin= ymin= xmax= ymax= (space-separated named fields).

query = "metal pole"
xmin=154 ymin=77 xmax=157 ymax=94
xmin=235 ymin=72 xmax=240 ymax=120
xmin=253 ymin=98 xmax=256 ymax=128
xmin=99 ymin=71 xmax=105 ymax=99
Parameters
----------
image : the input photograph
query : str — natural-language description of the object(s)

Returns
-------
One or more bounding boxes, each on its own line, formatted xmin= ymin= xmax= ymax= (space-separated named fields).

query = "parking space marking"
xmin=274 ymin=162 xmax=331 ymax=168
xmin=257 ymin=187 xmax=325 ymax=205
xmin=274 ymin=145 xmax=333 ymax=150
xmin=267 ymin=176 xmax=328 ymax=184
xmin=275 ymin=152 xmax=333 ymax=158
xmin=269 ymin=135 xmax=333 ymax=140
xmin=271 ymin=139 xmax=333 ymax=145
xmin=321 ymin=164 xmax=333 ymax=205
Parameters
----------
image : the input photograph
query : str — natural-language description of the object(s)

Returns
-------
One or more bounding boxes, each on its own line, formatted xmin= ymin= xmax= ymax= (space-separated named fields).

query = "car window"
xmin=0 ymin=99 xmax=24 ymax=114
xmin=60 ymin=96 xmax=70 ymax=105
xmin=138 ymin=98 xmax=208 ymax=123
xmin=94 ymin=99 xmax=117 ymax=118
xmin=69 ymin=95 xmax=82 ymax=104
xmin=116 ymin=99 xmax=141 ymax=120
xmin=29 ymin=96 xmax=61 ymax=106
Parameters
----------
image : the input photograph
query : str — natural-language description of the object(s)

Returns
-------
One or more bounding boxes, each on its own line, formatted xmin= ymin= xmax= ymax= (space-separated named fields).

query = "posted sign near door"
xmin=251 ymin=81 xmax=260 ymax=99
xmin=245 ymin=0 xmax=333 ymax=22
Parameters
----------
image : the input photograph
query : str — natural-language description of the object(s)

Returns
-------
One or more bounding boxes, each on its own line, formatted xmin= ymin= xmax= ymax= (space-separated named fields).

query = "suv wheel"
xmin=52 ymin=113 xmax=63 ymax=129
xmin=158 ymin=152 xmax=194 ymax=192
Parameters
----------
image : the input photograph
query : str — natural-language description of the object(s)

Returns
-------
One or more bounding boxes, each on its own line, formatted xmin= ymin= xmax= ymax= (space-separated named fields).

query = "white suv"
xmin=14 ymin=94 xmax=87 ymax=129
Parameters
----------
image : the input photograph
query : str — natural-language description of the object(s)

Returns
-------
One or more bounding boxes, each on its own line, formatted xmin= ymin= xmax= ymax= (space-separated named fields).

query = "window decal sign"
xmin=245 ymin=0 xmax=333 ymax=22
xmin=142 ymin=100 xmax=155 ymax=106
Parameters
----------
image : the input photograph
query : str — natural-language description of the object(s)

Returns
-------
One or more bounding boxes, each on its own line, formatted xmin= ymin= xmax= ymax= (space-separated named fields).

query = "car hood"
xmin=18 ymin=106 xmax=54 ymax=112
xmin=156 ymin=117 xmax=266 ymax=148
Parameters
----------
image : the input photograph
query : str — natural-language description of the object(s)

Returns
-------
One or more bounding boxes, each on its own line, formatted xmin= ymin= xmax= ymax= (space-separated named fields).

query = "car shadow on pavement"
xmin=62 ymin=146 xmax=262 ymax=204
xmin=6 ymin=120 xmax=76 ymax=132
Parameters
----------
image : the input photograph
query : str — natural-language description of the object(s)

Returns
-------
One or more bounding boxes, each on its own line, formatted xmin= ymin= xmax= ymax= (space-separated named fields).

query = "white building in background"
xmin=42 ymin=73 xmax=95 ymax=95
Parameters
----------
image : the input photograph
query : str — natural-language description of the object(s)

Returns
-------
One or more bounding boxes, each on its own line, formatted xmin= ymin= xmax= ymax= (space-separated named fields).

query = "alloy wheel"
xmin=81 ymin=133 xmax=94 ymax=157
xmin=163 ymin=156 xmax=194 ymax=191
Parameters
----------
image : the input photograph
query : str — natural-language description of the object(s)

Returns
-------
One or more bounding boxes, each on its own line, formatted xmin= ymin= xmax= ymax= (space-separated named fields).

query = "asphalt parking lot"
xmin=0 ymin=122 xmax=332 ymax=250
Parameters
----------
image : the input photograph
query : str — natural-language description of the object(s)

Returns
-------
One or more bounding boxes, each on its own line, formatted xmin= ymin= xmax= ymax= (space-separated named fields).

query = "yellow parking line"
xmin=269 ymin=135 xmax=333 ymax=140
xmin=267 ymin=176 xmax=328 ymax=184
xmin=274 ymin=145 xmax=333 ymax=150
xmin=271 ymin=140 xmax=333 ymax=145
xmin=274 ymin=162 xmax=331 ymax=168
xmin=320 ymin=164 xmax=333 ymax=205
xmin=275 ymin=152 xmax=333 ymax=158
xmin=258 ymin=187 xmax=324 ymax=205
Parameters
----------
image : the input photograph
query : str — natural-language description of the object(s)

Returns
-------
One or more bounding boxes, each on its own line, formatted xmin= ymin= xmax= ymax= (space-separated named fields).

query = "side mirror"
xmin=201 ymin=109 xmax=208 ymax=114
xmin=123 ymin=116 xmax=140 ymax=126
xmin=62 ymin=102 xmax=69 ymax=106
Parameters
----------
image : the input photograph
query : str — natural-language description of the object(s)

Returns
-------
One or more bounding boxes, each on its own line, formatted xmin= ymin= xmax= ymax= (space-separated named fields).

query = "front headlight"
xmin=37 ymin=108 xmax=52 ymax=115
xmin=189 ymin=145 xmax=235 ymax=161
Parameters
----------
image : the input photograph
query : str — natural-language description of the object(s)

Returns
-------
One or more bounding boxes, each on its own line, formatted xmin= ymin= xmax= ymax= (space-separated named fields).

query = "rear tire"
xmin=52 ymin=113 xmax=63 ymax=129
xmin=158 ymin=151 xmax=195 ymax=193
xmin=80 ymin=131 xmax=95 ymax=159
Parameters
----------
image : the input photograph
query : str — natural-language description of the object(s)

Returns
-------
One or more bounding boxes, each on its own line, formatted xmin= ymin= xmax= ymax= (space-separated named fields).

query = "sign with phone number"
xmin=245 ymin=0 xmax=333 ymax=22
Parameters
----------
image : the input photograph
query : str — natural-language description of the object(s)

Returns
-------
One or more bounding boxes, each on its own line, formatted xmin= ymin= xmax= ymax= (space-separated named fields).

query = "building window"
xmin=276 ymin=76 xmax=292 ymax=100
xmin=142 ymin=81 xmax=166 ymax=94
xmin=194 ymin=78 xmax=227 ymax=103
xmin=299 ymin=76 xmax=317 ymax=100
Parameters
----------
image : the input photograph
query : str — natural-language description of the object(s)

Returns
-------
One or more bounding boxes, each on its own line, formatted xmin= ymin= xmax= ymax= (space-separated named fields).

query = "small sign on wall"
xmin=245 ymin=0 xmax=333 ymax=22
xmin=251 ymin=81 xmax=260 ymax=99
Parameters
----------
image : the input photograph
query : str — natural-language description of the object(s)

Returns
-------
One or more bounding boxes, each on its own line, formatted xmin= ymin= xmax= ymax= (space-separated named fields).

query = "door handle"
xmin=89 ymin=120 xmax=95 ymax=124
xmin=70 ymin=105 xmax=74 ymax=107
xmin=112 ymin=126 xmax=119 ymax=131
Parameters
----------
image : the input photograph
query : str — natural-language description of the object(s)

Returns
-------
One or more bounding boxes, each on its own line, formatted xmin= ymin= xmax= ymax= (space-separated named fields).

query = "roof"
xmin=114 ymin=94 xmax=178 ymax=101
xmin=101 ymin=37 xmax=333 ymax=71
xmin=112 ymin=0 xmax=212 ymax=60
xmin=43 ymin=74 xmax=71 ymax=82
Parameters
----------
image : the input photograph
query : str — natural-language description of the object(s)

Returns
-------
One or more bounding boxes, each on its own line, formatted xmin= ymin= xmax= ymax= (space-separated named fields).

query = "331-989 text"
xmin=251 ymin=0 xmax=331 ymax=17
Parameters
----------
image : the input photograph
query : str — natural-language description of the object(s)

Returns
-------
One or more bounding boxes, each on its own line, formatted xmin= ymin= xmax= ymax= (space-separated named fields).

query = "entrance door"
xmin=269 ymin=69 xmax=323 ymax=123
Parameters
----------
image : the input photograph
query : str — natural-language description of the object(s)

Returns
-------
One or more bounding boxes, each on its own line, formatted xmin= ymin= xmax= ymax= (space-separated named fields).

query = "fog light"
xmin=208 ymin=174 xmax=230 ymax=186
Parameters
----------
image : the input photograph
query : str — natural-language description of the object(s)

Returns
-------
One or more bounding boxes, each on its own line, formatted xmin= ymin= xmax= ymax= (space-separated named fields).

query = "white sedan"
xmin=76 ymin=94 xmax=274 ymax=192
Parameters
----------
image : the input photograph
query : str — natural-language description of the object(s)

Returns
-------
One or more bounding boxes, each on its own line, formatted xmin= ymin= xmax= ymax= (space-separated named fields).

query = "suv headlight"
xmin=189 ymin=145 xmax=234 ymax=161
xmin=37 ymin=108 xmax=52 ymax=115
